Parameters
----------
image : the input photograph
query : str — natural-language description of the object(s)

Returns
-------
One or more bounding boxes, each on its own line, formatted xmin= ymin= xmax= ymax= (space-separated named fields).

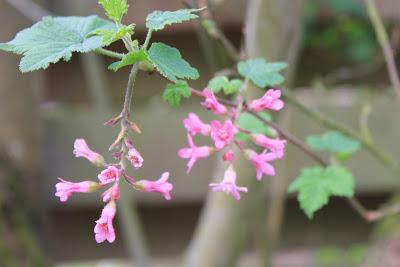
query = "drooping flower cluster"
xmin=178 ymin=88 xmax=286 ymax=200
xmin=55 ymin=138 xmax=173 ymax=243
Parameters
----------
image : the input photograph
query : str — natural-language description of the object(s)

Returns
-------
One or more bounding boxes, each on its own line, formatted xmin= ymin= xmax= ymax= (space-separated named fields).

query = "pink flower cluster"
xmin=178 ymin=88 xmax=286 ymax=200
xmin=55 ymin=138 xmax=173 ymax=243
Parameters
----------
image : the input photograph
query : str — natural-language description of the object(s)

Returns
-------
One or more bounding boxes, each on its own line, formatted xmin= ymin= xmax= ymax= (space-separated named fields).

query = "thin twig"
xmin=185 ymin=0 xmax=241 ymax=62
xmin=250 ymin=112 xmax=328 ymax=167
xmin=282 ymin=88 xmax=395 ymax=168
xmin=365 ymin=0 xmax=400 ymax=101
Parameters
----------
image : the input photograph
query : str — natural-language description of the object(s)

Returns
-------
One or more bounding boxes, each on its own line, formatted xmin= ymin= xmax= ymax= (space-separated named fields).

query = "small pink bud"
xmin=183 ymin=112 xmax=211 ymax=136
xmin=102 ymin=184 xmax=120 ymax=202
xmin=222 ymin=150 xmax=235 ymax=163
xmin=98 ymin=166 xmax=120 ymax=185
xmin=245 ymin=150 xmax=278 ymax=181
xmin=210 ymin=120 xmax=238 ymax=149
xmin=55 ymin=178 xmax=99 ymax=202
xmin=73 ymin=138 xmax=105 ymax=167
xmin=127 ymin=148 xmax=144 ymax=169
xmin=136 ymin=172 xmax=174 ymax=200
xmin=249 ymin=89 xmax=284 ymax=112
xmin=209 ymin=165 xmax=248 ymax=200
xmin=94 ymin=201 xmax=117 ymax=243
xmin=178 ymin=134 xmax=214 ymax=173
xmin=201 ymin=88 xmax=228 ymax=115
xmin=252 ymin=134 xmax=286 ymax=158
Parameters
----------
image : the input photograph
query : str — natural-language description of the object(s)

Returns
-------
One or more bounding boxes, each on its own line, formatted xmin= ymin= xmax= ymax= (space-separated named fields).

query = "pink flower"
xmin=102 ymin=184 xmax=120 ymax=202
xmin=136 ymin=172 xmax=173 ymax=200
xmin=178 ymin=134 xmax=214 ymax=173
xmin=183 ymin=112 xmax=211 ymax=136
xmin=73 ymin=138 xmax=105 ymax=166
xmin=201 ymin=88 xmax=228 ymax=115
xmin=222 ymin=150 xmax=235 ymax=163
xmin=249 ymin=89 xmax=284 ymax=111
xmin=127 ymin=148 xmax=144 ymax=169
xmin=210 ymin=120 xmax=238 ymax=149
xmin=252 ymin=134 xmax=286 ymax=158
xmin=246 ymin=150 xmax=278 ymax=180
xmin=55 ymin=178 xmax=99 ymax=202
xmin=94 ymin=201 xmax=117 ymax=243
xmin=98 ymin=166 xmax=120 ymax=184
xmin=209 ymin=166 xmax=248 ymax=200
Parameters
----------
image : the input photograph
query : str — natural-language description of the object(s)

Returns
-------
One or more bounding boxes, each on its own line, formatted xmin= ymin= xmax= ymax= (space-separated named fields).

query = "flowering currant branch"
xmin=178 ymin=84 xmax=287 ymax=200
xmin=188 ymin=86 xmax=400 ymax=222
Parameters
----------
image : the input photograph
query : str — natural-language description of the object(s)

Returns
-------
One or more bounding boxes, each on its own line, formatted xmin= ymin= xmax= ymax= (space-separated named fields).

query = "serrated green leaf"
xmin=208 ymin=76 xmax=229 ymax=93
xmin=108 ymin=49 xmax=148 ymax=71
xmin=163 ymin=81 xmax=191 ymax=107
xmin=224 ymin=79 xmax=243 ymax=95
xmin=307 ymin=131 xmax=361 ymax=158
xmin=0 ymin=16 xmax=115 ymax=72
xmin=93 ymin=24 xmax=134 ymax=46
xmin=324 ymin=166 xmax=355 ymax=197
xmin=235 ymin=112 xmax=273 ymax=141
xmin=208 ymin=76 xmax=243 ymax=95
xmin=148 ymin=42 xmax=199 ymax=82
xmin=288 ymin=166 xmax=355 ymax=219
xmin=146 ymin=8 xmax=204 ymax=31
xmin=99 ymin=0 xmax=129 ymax=22
xmin=238 ymin=58 xmax=288 ymax=88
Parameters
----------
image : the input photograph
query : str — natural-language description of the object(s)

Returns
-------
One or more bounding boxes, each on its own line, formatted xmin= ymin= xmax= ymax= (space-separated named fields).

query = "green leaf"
xmin=208 ymin=76 xmax=229 ymax=93
xmin=235 ymin=112 xmax=273 ymax=141
xmin=208 ymin=76 xmax=243 ymax=95
xmin=108 ymin=49 xmax=148 ymax=71
xmin=163 ymin=81 xmax=191 ymax=107
xmin=146 ymin=8 xmax=204 ymax=31
xmin=238 ymin=58 xmax=288 ymax=88
xmin=224 ymin=79 xmax=243 ymax=95
xmin=288 ymin=166 xmax=355 ymax=218
xmin=148 ymin=42 xmax=199 ymax=82
xmin=93 ymin=24 xmax=134 ymax=46
xmin=0 ymin=16 xmax=114 ymax=72
xmin=307 ymin=131 xmax=361 ymax=159
xmin=99 ymin=0 xmax=129 ymax=22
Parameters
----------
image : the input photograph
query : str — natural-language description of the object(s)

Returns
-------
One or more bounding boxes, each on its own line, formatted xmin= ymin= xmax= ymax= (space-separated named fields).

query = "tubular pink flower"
xmin=73 ymin=138 xmax=105 ymax=166
xmin=136 ymin=172 xmax=173 ymax=200
xmin=94 ymin=201 xmax=117 ymax=243
xmin=246 ymin=150 xmax=278 ymax=180
xmin=201 ymin=88 xmax=228 ymax=115
xmin=183 ymin=112 xmax=211 ymax=136
xmin=252 ymin=134 xmax=286 ymax=158
xmin=102 ymin=184 xmax=120 ymax=202
xmin=210 ymin=120 xmax=238 ymax=149
xmin=222 ymin=150 xmax=235 ymax=163
xmin=249 ymin=89 xmax=284 ymax=111
xmin=127 ymin=147 xmax=144 ymax=169
xmin=98 ymin=166 xmax=120 ymax=185
xmin=178 ymin=134 xmax=214 ymax=173
xmin=209 ymin=166 xmax=248 ymax=200
xmin=55 ymin=178 xmax=99 ymax=202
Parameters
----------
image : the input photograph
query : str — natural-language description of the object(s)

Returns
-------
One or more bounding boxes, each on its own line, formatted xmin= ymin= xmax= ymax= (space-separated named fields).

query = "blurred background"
xmin=1 ymin=0 xmax=400 ymax=266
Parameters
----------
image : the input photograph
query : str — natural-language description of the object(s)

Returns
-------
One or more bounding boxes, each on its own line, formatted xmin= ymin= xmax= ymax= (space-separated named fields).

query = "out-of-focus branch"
xmin=5 ymin=0 xmax=51 ymax=21
xmin=184 ymin=0 xmax=241 ymax=62
xmin=282 ymin=88 xmax=395 ymax=168
xmin=365 ymin=0 xmax=400 ymax=101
